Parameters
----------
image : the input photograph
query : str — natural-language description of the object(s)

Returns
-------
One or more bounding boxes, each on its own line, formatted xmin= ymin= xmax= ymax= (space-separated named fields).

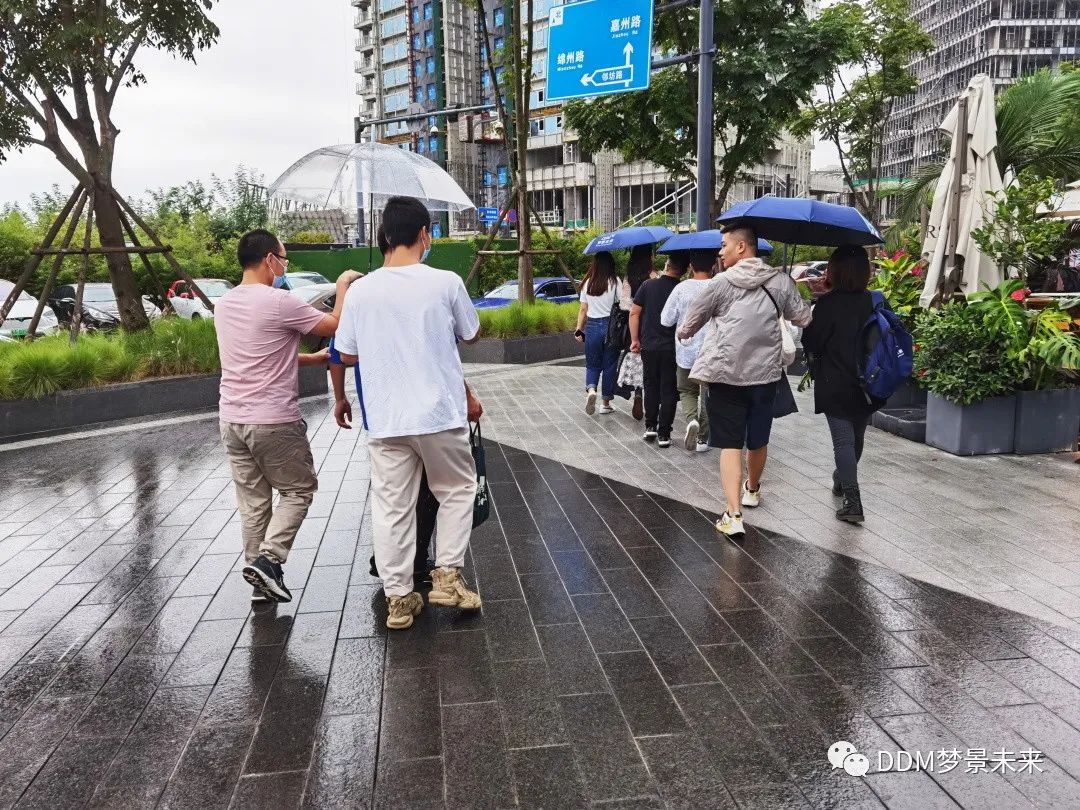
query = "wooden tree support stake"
xmin=69 ymin=191 xmax=96 ymax=344
xmin=28 ymin=190 xmax=90 ymax=338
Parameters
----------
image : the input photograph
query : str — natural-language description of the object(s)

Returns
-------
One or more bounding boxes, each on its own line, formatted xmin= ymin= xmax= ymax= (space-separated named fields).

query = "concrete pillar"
xmin=593 ymin=150 xmax=618 ymax=232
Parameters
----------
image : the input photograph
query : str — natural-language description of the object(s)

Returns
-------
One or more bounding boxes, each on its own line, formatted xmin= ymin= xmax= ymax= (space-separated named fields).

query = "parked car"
xmin=0 ymin=279 xmax=59 ymax=338
xmin=167 ymin=278 xmax=234 ymax=319
xmin=281 ymin=271 xmax=335 ymax=293
xmin=48 ymin=282 xmax=161 ymax=330
xmin=472 ymin=277 xmax=580 ymax=310
xmin=790 ymin=261 xmax=829 ymax=300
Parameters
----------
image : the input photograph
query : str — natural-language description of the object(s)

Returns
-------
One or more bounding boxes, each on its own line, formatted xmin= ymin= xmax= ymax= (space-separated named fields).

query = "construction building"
xmin=352 ymin=0 xmax=814 ymax=235
xmin=883 ymin=0 xmax=1080 ymax=189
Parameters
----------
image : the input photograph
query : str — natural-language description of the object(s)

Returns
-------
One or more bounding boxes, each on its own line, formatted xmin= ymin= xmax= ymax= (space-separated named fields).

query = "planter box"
xmin=885 ymin=378 xmax=928 ymax=409
xmin=1014 ymin=388 xmax=1080 ymax=455
xmin=458 ymin=331 xmax=584 ymax=365
xmin=0 ymin=367 xmax=328 ymax=443
xmin=925 ymin=392 xmax=1016 ymax=456
xmin=871 ymin=407 xmax=927 ymax=443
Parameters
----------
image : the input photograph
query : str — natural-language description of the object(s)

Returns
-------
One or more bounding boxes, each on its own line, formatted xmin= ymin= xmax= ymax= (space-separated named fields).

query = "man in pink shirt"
xmin=215 ymin=229 xmax=361 ymax=603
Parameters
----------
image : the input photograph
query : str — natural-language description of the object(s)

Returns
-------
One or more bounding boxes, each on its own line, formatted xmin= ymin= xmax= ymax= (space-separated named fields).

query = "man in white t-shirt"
xmin=335 ymin=196 xmax=482 ymax=630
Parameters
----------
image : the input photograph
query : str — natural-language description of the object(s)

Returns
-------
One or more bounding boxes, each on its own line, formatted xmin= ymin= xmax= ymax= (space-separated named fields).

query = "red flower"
xmin=1010 ymin=289 xmax=1027 ymax=302
xmin=913 ymin=343 xmax=921 ymax=351
xmin=918 ymin=369 xmax=928 ymax=377
xmin=891 ymin=250 xmax=906 ymax=261
xmin=911 ymin=266 xmax=924 ymax=277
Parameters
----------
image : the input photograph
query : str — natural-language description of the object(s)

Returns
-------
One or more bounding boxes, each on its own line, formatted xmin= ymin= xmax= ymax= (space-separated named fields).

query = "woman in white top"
xmin=574 ymin=251 xmax=622 ymax=415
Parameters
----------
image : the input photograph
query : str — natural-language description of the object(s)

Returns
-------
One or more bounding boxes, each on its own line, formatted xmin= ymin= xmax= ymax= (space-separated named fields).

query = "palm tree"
xmin=892 ymin=68 xmax=1080 ymax=224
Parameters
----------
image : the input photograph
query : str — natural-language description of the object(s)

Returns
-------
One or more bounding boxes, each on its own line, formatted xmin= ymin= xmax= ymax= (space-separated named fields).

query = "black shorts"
xmin=706 ymin=381 xmax=779 ymax=450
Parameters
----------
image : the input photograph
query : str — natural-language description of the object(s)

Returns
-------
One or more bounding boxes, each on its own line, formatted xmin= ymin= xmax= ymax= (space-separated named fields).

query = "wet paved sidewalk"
xmin=471 ymin=361 xmax=1080 ymax=632
xmin=1 ymin=382 xmax=1080 ymax=807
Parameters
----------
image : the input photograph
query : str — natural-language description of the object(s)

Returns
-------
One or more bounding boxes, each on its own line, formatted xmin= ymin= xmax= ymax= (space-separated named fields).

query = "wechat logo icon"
xmin=828 ymin=741 xmax=870 ymax=777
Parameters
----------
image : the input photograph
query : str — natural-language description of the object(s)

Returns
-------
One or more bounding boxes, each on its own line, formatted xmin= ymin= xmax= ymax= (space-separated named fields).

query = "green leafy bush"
xmin=870 ymin=250 xmax=925 ymax=324
xmin=913 ymin=302 xmax=1024 ymax=405
xmin=478 ymin=302 xmax=579 ymax=339
xmin=0 ymin=317 xmax=221 ymax=400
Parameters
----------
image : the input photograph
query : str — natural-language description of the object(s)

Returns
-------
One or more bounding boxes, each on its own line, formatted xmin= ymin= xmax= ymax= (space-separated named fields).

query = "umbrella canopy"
xmin=657 ymin=229 xmax=773 ymax=254
xmin=920 ymin=75 xmax=1005 ymax=306
xmin=1039 ymin=179 xmax=1080 ymax=221
xmin=583 ymin=226 xmax=675 ymax=255
xmin=268 ymin=143 xmax=475 ymax=220
xmin=716 ymin=198 xmax=882 ymax=247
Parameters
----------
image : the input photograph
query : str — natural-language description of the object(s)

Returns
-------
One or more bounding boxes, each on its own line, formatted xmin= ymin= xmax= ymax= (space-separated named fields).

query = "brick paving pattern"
xmin=0 ymin=377 xmax=1079 ymax=807
xmin=471 ymin=361 xmax=1080 ymax=631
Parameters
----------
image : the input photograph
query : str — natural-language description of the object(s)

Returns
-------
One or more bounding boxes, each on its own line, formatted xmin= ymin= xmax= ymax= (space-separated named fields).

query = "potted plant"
xmin=871 ymin=250 xmax=927 ymax=407
xmin=967 ymin=281 xmax=1080 ymax=454
xmin=914 ymin=301 xmax=1023 ymax=455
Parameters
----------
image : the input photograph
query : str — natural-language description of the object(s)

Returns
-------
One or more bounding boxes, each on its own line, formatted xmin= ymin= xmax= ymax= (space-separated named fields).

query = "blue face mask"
xmin=272 ymin=273 xmax=286 ymax=289
xmin=421 ymin=244 xmax=431 ymax=263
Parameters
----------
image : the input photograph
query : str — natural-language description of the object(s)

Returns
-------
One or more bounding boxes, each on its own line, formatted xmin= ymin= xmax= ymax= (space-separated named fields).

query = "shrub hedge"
xmin=0 ymin=317 xmax=220 ymax=400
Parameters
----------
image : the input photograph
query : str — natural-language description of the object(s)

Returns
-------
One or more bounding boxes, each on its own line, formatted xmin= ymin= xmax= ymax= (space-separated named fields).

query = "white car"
xmin=168 ymin=278 xmax=234 ymax=319
xmin=0 ymin=279 xmax=59 ymax=338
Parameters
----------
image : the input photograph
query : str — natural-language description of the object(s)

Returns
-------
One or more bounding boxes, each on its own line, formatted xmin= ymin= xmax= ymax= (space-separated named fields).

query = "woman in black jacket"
xmin=801 ymin=245 xmax=887 ymax=524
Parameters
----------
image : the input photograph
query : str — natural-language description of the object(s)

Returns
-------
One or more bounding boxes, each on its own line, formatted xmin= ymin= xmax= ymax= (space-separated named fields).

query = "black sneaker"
xmin=243 ymin=554 xmax=292 ymax=603
xmin=251 ymin=586 xmax=272 ymax=604
xmin=657 ymin=434 xmax=672 ymax=448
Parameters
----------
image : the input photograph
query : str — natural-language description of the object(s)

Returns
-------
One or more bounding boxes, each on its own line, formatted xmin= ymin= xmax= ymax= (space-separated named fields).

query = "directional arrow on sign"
xmin=580 ymin=42 xmax=634 ymax=88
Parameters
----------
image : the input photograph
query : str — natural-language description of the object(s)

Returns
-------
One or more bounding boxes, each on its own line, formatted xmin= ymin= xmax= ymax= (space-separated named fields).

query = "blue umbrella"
xmin=583 ymin=225 xmax=676 ymax=255
xmin=657 ymin=229 xmax=773 ymax=255
xmin=716 ymin=198 xmax=883 ymax=246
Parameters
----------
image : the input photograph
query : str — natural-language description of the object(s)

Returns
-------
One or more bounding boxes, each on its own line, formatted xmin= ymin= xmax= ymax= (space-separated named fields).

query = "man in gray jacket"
xmin=679 ymin=225 xmax=811 ymax=538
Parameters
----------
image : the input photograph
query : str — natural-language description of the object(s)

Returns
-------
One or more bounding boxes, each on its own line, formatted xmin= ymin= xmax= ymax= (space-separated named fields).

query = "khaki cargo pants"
xmin=220 ymin=420 xmax=318 ymax=564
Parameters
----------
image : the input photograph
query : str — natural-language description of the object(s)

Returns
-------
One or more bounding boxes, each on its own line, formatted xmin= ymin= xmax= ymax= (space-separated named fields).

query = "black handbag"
xmin=604 ymin=285 xmax=628 ymax=348
xmin=470 ymin=422 xmax=490 ymax=528
xmin=772 ymin=373 xmax=798 ymax=419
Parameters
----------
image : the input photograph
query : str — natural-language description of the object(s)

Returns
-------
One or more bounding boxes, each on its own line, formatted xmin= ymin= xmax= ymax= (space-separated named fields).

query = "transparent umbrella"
xmin=268 ymin=143 xmax=475 ymax=239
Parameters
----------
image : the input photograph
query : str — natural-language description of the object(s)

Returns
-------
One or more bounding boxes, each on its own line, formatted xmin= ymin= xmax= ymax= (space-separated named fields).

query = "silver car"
xmin=0 ymin=280 xmax=59 ymax=338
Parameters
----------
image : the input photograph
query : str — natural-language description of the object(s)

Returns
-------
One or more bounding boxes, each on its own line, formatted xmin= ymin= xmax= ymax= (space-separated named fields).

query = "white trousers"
xmin=368 ymin=426 xmax=477 ymax=598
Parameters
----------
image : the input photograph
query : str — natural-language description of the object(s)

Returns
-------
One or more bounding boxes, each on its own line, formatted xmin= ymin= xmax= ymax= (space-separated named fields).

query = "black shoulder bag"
xmin=470 ymin=422 xmax=490 ymax=528
xmin=761 ymin=286 xmax=799 ymax=419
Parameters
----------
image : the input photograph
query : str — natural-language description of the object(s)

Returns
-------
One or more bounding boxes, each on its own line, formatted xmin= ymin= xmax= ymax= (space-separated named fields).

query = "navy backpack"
xmin=857 ymin=291 xmax=913 ymax=403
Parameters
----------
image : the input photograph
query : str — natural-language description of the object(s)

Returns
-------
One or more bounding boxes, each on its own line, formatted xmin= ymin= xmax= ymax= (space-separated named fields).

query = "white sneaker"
xmin=716 ymin=511 xmax=745 ymax=538
xmin=684 ymin=419 xmax=699 ymax=451
xmin=695 ymin=442 xmax=710 ymax=453
xmin=598 ymin=404 xmax=614 ymax=415
xmin=741 ymin=480 xmax=761 ymax=508
xmin=643 ymin=429 xmax=658 ymax=443
xmin=585 ymin=389 xmax=597 ymax=415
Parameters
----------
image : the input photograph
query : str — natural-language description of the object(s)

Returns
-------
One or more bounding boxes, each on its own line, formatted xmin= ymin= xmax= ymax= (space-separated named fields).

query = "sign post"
xmin=545 ymin=0 xmax=654 ymax=102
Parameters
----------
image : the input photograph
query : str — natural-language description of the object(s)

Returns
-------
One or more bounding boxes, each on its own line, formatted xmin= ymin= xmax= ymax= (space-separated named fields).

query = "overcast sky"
xmin=0 ymin=2 xmax=839 ymax=208
xmin=0 ymin=1 xmax=355 ymax=207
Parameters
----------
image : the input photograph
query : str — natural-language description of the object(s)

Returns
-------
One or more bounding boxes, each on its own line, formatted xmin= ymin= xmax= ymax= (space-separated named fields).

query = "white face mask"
xmin=420 ymin=232 xmax=432 ymax=263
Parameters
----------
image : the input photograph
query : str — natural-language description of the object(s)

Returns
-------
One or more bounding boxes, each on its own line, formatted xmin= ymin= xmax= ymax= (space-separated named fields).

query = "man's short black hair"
xmin=721 ymin=223 xmax=758 ymax=253
xmin=666 ymin=250 xmax=691 ymax=275
xmin=689 ymin=249 xmax=718 ymax=273
xmin=237 ymin=229 xmax=281 ymax=269
xmin=381 ymin=196 xmax=431 ymax=250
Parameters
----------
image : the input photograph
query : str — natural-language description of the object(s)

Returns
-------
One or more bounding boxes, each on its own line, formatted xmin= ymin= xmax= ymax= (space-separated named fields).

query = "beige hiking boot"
xmin=428 ymin=568 xmax=482 ymax=610
xmin=386 ymin=592 xmax=424 ymax=630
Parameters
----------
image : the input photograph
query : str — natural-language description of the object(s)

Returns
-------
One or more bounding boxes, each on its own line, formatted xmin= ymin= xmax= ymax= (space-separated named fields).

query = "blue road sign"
xmin=478 ymin=206 xmax=500 ymax=224
xmin=545 ymin=0 xmax=654 ymax=103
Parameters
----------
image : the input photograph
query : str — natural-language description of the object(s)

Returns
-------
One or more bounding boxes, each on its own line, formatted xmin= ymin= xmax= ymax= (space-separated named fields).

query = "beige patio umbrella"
xmin=920 ymin=75 xmax=1005 ymax=306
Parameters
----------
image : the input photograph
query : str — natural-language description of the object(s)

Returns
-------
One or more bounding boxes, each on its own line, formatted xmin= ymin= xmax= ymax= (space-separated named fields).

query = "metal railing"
xmin=620 ymin=181 xmax=697 ymax=229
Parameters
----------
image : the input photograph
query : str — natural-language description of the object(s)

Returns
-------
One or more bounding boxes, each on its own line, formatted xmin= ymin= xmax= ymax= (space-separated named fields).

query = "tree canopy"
xmin=0 ymin=0 xmax=220 ymax=329
xmin=792 ymin=0 xmax=932 ymax=227
xmin=563 ymin=0 xmax=850 ymax=218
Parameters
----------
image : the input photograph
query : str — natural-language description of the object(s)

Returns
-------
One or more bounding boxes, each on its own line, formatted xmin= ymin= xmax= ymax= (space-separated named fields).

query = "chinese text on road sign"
xmin=545 ymin=0 xmax=654 ymax=102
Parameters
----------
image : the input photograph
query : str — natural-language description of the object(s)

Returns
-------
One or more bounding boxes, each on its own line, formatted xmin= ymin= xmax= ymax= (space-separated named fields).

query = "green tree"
xmin=563 ymin=0 xmax=848 ymax=219
xmin=970 ymin=171 xmax=1068 ymax=284
xmin=0 ymin=0 xmax=220 ymax=330
xmin=792 ymin=0 xmax=931 ymax=228
xmin=895 ymin=68 xmax=1080 ymax=223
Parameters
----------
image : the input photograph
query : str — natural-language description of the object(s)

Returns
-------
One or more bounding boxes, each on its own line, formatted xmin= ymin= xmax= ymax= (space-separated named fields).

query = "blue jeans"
xmin=584 ymin=317 xmax=619 ymax=399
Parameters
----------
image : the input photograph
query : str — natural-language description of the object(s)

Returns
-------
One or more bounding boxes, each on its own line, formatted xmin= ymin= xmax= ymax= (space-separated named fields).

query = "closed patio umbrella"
xmin=920 ymin=75 xmax=1005 ymax=306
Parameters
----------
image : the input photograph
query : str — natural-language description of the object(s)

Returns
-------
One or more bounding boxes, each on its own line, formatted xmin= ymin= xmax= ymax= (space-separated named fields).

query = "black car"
xmin=49 ymin=283 xmax=162 ymax=329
